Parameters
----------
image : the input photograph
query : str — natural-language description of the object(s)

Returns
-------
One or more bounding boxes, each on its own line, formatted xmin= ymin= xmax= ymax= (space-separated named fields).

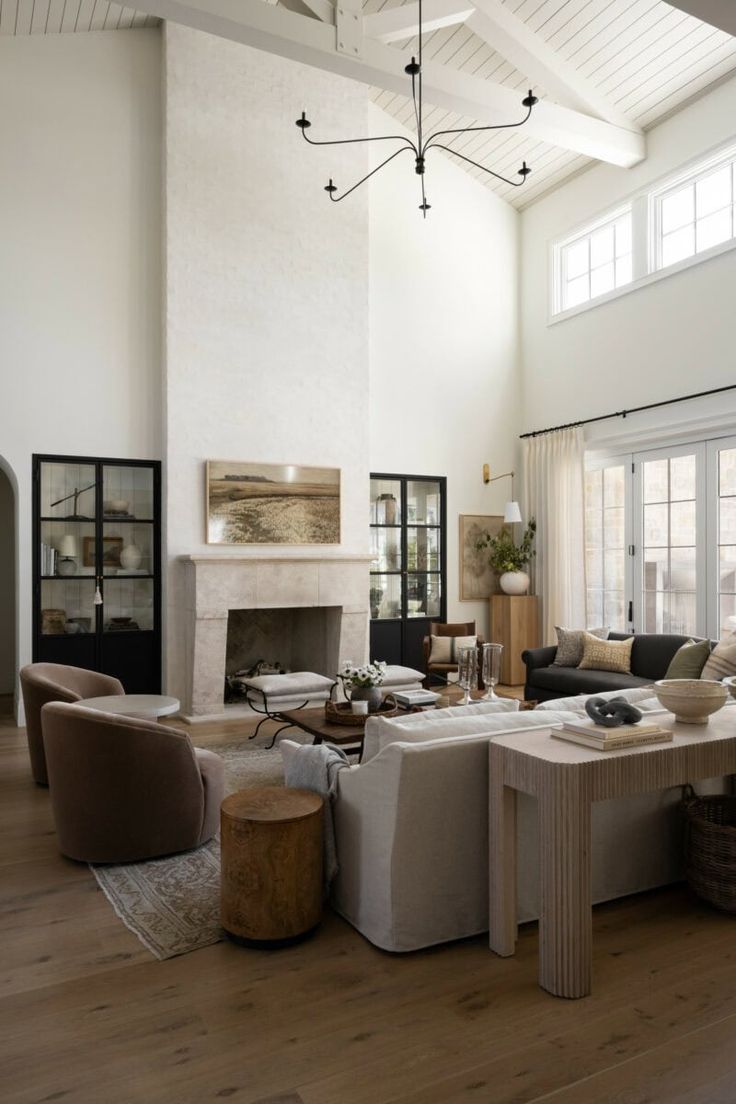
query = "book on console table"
xmin=552 ymin=719 xmax=672 ymax=751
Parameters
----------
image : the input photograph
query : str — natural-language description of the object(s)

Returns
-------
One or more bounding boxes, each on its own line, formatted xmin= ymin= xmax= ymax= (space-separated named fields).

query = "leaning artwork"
xmin=206 ymin=461 xmax=341 ymax=545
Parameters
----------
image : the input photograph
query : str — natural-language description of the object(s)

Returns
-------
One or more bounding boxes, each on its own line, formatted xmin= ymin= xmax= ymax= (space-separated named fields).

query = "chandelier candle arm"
xmin=295 ymin=0 xmax=537 ymax=213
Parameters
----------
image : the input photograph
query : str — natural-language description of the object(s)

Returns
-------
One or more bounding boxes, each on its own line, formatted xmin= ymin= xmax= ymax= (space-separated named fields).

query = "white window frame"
xmin=550 ymin=138 xmax=736 ymax=325
xmin=706 ymin=435 xmax=736 ymax=639
xmin=584 ymin=452 xmax=634 ymax=634
xmin=552 ymin=205 xmax=633 ymax=317
xmin=632 ymin=442 xmax=707 ymax=639
xmin=651 ymin=144 xmax=736 ymax=273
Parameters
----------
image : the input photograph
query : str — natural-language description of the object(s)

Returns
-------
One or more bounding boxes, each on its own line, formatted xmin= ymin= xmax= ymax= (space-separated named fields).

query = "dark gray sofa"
xmin=522 ymin=632 xmax=711 ymax=703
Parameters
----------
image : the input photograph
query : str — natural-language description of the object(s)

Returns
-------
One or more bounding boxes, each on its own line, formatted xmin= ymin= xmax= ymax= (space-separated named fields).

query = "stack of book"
xmin=552 ymin=718 xmax=672 ymax=751
xmin=40 ymin=542 xmax=57 ymax=576
xmin=393 ymin=689 xmax=440 ymax=708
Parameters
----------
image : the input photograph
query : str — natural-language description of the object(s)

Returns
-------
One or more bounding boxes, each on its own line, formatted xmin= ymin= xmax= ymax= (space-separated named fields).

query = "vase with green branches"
xmin=476 ymin=518 xmax=536 ymax=595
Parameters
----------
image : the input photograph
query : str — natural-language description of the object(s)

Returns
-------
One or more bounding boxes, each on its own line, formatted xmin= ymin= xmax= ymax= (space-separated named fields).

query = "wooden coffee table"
xmin=276 ymin=707 xmax=371 ymax=759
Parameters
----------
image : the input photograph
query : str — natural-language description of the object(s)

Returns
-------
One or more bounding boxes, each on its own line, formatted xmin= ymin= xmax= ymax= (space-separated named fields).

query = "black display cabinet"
xmin=32 ymin=454 xmax=162 ymax=692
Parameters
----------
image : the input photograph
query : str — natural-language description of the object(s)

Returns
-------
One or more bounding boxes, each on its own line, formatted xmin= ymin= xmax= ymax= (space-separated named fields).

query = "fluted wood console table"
xmin=488 ymin=711 xmax=736 ymax=999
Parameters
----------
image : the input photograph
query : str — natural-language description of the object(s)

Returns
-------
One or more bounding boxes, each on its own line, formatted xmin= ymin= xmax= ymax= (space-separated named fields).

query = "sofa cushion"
xmin=701 ymin=632 xmax=736 ymax=681
xmin=664 ymin=638 xmax=711 ymax=679
xmin=428 ymin=634 xmax=476 ymax=664
xmin=553 ymin=626 xmax=609 ymax=667
xmin=380 ymin=699 xmax=520 ymax=729
xmin=529 ymin=665 xmax=651 ymax=696
xmin=578 ymin=633 xmax=634 ymax=673
xmin=534 ymin=686 xmax=659 ymax=713
xmin=363 ymin=703 xmax=553 ymax=763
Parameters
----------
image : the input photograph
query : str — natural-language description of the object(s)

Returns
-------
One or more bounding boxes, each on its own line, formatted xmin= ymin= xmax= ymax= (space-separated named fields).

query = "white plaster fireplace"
xmin=179 ymin=555 xmax=371 ymax=720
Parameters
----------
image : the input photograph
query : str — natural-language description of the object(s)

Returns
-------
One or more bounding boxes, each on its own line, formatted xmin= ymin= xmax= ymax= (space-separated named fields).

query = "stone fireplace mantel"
xmin=179 ymin=554 xmax=371 ymax=721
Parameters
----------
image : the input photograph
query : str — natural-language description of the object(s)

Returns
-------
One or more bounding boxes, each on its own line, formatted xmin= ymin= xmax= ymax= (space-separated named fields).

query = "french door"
xmin=369 ymin=473 xmax=447 ymax=671
xmin=585 ymin=435 xmax=736 ymax=639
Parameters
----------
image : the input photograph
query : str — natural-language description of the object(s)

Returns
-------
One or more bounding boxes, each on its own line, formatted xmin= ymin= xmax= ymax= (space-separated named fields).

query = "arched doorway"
xmin=0 ymin=465 xmax=15 ymax=718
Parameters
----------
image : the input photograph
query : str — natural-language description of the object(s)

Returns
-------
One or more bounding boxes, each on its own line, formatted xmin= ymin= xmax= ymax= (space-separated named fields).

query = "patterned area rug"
xmin=91 ymin=739 xmax=298 ymax=959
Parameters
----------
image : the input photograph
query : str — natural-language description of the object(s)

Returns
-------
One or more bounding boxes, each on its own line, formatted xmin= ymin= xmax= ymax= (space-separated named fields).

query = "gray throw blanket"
xmin=283 ymin=742 xmax=350 ymax=888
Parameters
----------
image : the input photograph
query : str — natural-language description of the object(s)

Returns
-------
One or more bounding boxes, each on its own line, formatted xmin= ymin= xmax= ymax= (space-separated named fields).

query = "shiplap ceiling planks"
xmin=2 ymin=0 xmax=736 ymax=208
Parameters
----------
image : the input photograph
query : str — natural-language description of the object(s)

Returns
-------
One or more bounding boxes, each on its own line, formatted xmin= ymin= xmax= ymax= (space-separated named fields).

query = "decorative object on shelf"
xmin=206 ymin=460 xmax=340 ymax=545
xmin=375 ymin=493 xmax=397 ymax=525
xmin=369 ymin=584 xmax=384 ymax=620
xmin=82 ymin=535 xmax=123 ymax=568
xmin=456 ymin=645 xmax=478 ymax=707
xmin=67 ymin=617 xmax=91 ymax=633
xmin=459 ymin=515 xmax=503 ymax=601
xmin=481 ymin=643 xmax=503 ymax=701
xmin=41 ymin=608 xmax=66 ymax=635
xmin=40 ymin=542 xmax=57 ymax=576
xmin=103 ymin=499 xmax=130 ymax=516
xmin=476 ymin=518 xmax=536 ymax=595
xmin=653 ymin=679 xmax=728 ymax=724
xmin=64 ymin=620 xmax=81 ymax=635
xmin=106 ymin=617 xmax=141 ymax=632
xmin=584 ymin=695 xmax=644 ymax=728
xmin=49 ymin=481 xmax=95 ymax=520
xmin=56 ymin=534 xmax=78 ymax=577
xmin=339 ymin=660 xmax=386 ymax=714
xmin=295 ymin=0 xmax=536 ymax=216
xmin=482 ymin=468 xmax=523 ymax=525
xmin=120 ymin=541 xmax=143 ymax=571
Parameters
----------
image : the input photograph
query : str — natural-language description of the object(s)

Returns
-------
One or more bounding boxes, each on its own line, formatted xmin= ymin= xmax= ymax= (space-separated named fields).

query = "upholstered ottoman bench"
xmin=379 ymin=665 xmax=426 ymax=695
xmin=243 ymin=671 xmax=337 ymax=746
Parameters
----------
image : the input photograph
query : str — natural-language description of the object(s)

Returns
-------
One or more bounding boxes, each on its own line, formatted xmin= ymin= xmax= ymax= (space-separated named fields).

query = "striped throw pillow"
xmin=701 ymin=633 xmax=736 ymax=681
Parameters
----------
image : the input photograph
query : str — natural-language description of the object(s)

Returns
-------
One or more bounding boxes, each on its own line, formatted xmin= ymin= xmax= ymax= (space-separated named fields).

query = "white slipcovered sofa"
xmin=326 ymin=695 xmax=720 ymax=953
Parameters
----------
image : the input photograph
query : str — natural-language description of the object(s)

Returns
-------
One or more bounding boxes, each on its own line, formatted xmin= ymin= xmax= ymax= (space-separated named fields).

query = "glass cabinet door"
xmin=369 ymin=473 xmax=446 ymax=670
xmin=34 ymin=455 xmax=161 ymax=691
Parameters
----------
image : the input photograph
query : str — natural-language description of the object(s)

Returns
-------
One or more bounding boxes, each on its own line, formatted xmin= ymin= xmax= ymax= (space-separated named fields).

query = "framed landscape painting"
xmin=459 ymin=514 xmax=504 ymax=601
xmin=206 ymin=461 xmax=341 ymax=545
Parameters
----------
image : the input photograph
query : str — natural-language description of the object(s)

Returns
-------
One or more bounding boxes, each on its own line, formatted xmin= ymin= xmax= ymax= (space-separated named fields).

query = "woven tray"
xmin=324 ymin=696 xmax=407 ymax=726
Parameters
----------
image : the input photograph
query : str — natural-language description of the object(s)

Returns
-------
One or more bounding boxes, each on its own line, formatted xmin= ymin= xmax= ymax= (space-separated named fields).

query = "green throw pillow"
xmin=664 ymin=638 xmax=711 ymax=679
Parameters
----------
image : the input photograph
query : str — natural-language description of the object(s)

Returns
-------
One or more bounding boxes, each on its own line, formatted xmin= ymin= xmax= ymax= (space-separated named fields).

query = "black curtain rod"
xmin=519 ymin=384 xmax=736 ymax=440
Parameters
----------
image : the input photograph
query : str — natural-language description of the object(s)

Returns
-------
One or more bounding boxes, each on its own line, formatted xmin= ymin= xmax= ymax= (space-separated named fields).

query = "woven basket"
xmin=324 ymin=695 xmax=404 ymax=727
xmin=683 ymin=786 xmax=736 ymax=914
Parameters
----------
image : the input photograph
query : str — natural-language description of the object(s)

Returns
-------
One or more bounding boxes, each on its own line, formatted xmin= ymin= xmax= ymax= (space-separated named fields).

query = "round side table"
xmin=220 ymin=786 xmax=324 ymax=946
xmin=76 ymin=694 xmax=181 ymax=720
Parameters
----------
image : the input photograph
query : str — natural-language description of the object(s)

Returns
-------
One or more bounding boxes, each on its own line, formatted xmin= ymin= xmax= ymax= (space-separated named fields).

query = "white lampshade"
xmin=59 ymin=534 xmax=77 ymax=557
xmin=503 ymin=501 xmax=522 ymax=524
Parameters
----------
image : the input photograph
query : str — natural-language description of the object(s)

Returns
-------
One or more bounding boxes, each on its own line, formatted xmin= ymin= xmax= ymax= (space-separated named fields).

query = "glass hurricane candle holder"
xmin=481 ymin=642 xmax=503 ymax=701
xmin=456 ymin=644 xmax=478 ymax=707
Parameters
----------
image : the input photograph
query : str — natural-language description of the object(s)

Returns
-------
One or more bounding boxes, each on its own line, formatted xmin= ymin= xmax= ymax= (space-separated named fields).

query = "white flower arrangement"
xmin=339 ymin=660 xmax=387 ymax=688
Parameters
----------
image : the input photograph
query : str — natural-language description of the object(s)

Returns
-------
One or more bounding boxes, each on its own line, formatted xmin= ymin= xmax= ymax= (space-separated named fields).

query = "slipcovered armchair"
xmin=20 ymin=662 xmax=124 ymax=785
xmin=41 ymin=702 xmax=225 ymax=863
xmin=422 ymin=621 xmax=483 ymax=685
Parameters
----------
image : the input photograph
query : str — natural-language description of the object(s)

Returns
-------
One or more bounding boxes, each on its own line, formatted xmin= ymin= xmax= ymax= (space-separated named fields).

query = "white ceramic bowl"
xmin=103 ymin=498 xmax=129 ymax=513
xmin=653 ymin=678 xmax=728 ymax=724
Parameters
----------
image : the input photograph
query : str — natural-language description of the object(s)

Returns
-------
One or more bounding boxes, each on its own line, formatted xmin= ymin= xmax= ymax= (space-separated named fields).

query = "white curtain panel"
xmin=522 ymin=426 xmax=586 ymax=645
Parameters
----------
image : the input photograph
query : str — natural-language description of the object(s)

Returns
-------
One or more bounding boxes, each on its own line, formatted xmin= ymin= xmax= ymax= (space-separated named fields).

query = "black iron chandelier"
xmin=296 ymin=0 xmax=538 ymax=216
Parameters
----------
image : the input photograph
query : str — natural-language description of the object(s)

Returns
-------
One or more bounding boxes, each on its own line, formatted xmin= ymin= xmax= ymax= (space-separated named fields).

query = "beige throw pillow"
xmin=428 ymin=634 xmax=477 ymax=664
xmin=553 ymin=625 xmax=609 ymax=667
xmin=578 ymin=632 xmax=634 ymax=674
xmin=701 ymin=632 xmax=736 ymax=681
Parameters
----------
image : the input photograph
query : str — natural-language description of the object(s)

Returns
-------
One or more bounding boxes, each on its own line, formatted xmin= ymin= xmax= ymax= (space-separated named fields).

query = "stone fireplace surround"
xmin=179 ymin=555 xmax=371 ymax=721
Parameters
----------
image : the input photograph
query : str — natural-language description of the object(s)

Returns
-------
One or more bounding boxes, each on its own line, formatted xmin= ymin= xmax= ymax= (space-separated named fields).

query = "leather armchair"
xmin=422 ymin=621 xmax=484 ymax=684
xmin=20 ymin=662 xmax=124 ymax=785
xmin=41 ymin=702 xmax=225 ymax=863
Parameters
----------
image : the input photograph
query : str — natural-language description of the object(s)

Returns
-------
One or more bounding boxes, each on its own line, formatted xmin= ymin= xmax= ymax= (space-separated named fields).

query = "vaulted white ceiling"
xmin=3 ymin=0 xmax=736 ymax=209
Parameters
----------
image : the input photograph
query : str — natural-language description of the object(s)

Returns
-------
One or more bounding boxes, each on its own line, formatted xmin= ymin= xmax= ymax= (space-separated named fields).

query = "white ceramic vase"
xmin=499 ymin=571 xmax=529 ymax=595
xmin=120 ymin=542 xmax=142 ymax=571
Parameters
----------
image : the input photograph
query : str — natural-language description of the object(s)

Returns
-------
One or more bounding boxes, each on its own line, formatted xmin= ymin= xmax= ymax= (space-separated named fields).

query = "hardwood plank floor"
xmin=1 ymin=709 xmax=735 ymax=1104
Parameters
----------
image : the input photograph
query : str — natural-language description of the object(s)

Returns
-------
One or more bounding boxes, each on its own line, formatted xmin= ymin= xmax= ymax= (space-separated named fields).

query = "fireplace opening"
xmin=224 ymin=605 xmax=343 ymax=703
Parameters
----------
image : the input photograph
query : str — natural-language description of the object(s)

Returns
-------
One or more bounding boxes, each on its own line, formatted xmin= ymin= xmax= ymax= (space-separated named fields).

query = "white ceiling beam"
xmin=666 ymin=1 xmax=736 ymax=37
xmin=297 ymin=0 xmax=333 ymax=23
xmin=130 ymin=0 xmax=645 ymax=166
xmin=365 ymin=0 xmax=474 ymax=45
xmin=467 ymin=0 xmax=641 ymax=132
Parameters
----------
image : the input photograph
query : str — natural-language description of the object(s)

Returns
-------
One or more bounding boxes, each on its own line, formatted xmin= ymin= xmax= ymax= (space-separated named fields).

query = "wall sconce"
xmin=484 ymin=468 xmax=522 ymax=524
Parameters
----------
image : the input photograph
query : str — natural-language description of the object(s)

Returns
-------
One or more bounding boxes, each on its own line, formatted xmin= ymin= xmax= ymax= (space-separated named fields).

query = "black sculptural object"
xmin=585 ymin=696 xmax=644 ymax=728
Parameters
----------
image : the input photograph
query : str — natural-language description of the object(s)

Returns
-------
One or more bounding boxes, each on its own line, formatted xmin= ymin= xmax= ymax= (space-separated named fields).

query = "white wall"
xmin=164 ymin=26 xmax=370 ymax=699
xmin=0 ymin=30 xmax=162 ymax=717
xmin=368 ymin=103 xmax=521 ymax=637
xmin=520 ymin=74 xmax=736 ymax=445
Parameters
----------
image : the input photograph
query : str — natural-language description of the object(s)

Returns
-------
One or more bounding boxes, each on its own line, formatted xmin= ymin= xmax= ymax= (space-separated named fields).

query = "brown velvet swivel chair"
xmin=422 ymin=621 xmax=484 ymax=685
xmin=20 ymin=662 xmax=124 ymax=785
xmin=41 ymin=702 xmax=225 ymax=864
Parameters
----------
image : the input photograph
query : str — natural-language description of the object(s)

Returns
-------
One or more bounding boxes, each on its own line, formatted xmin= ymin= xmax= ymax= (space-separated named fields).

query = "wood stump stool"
xmin=220 ymin=786 xmax=324 ymax=946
